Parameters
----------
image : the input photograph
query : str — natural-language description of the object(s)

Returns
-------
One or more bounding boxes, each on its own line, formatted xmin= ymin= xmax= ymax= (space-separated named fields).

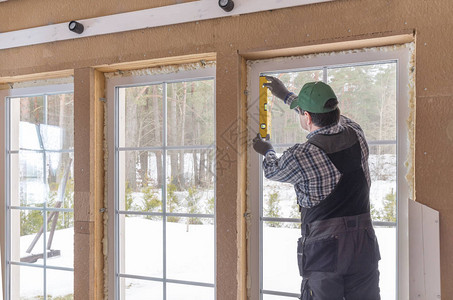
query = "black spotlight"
xmin=68 ymin=21 xmax=84 ymax=34
xmin=219 ymin=0 xmax=234 ymax=12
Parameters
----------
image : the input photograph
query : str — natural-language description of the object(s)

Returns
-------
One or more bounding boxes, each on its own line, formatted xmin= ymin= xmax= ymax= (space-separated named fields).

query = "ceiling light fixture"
xmin=68 ymin=21 xmax=84 ymax=34
xmin=219 ymin=0 xmax=234 ymax=12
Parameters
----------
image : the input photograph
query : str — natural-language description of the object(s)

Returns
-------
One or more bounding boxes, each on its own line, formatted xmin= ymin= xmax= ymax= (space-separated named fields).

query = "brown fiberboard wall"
xmin=0 ymin=0 xmax=196 ymax=32
xmin=1 ymin=0 xmax=453 ymax=299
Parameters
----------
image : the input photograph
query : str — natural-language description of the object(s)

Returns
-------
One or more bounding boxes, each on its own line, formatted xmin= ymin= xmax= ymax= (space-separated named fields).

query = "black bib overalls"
xmin=297 ymin=127 xmax=381 ymax=300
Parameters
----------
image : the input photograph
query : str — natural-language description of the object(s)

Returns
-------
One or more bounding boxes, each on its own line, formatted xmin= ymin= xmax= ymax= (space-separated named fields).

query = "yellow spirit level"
xmin=259 ymin=76 xmax=272 ymax=141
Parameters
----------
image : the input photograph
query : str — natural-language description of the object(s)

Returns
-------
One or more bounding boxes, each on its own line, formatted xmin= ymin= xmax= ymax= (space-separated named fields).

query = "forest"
xmin=17 ymin=61 xmax=397 ymax=234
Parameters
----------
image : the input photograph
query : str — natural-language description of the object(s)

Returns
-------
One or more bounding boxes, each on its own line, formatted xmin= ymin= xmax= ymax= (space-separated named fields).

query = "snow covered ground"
xmin=17 ymin=218 xmax=394 ymax=299
xmin=15 ymin=153 xmax=397 ymax=299
xmin=262 ymin=225 xmax=395 ymax=299
xmin=15 ymin=227 xmax=74 ymax=299
xmin=17 ymin=219 xmax=215 ymax=300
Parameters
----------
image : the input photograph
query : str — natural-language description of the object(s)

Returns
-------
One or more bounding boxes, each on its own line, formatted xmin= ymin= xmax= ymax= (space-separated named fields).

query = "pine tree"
xmin=371 ymin=189 xmax=396 ymax=222
xmin=141 ymin=185 xmax=162 ymax=220
xmin=167 ymin=181 xmax=180 ymax=223
xmin=381 ymin=189 xmax=396 ymax=222
xmin=186 ymin=186 xmax=202 ymax=232
xmin=265 ymin=190 xmax=282 ymax=228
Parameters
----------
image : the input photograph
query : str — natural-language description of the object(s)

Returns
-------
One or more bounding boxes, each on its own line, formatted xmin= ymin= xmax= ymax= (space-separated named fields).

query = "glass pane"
xmin=167 ymin=79 xmax=215 ymax=146
xmin=327 ymin=63 xmax=397 ymax=141
xmin=48 ymin=152 xmax=74 ymax=209
xmin=369 ymin=145 xmax=397 ymax=222
xmin=13 ymin=96 xmax=44 ymax=151
xmin=47 ymin=269 xmax=74 ymax=299
xmin=14 ymin=94 xmax=74 ymax=151
xmin=118 ymin=84 xmax=164 ymax=148
xmin=17 ymin=151 xmax=74 ymax=208
xmin=263 ymin=148 xmax=300 ymax=220
xmin=45 ymin=212 xmax=74 ymax=269
xmin=166 ymin=217 xmax=214 ymax=283
xmin=122 ymin=278 xmax=162 ymax=299
xmin=11 ymin=265 xmax=44 ymax=299
xmin=167 ymin=283 xmax=214 ymax=300
xmin=19 ymin=120 xmax=42 ymax=150
xmin=120 ymin=215 xmax=163 ymax=278
xmin=166 ymin=150 xmax=215 ymax=215
xmin=46 ymin=93 xmax=74 ymax=150
xmin=119 ymin=151 xmax=163 ymax=212
xmin=260 ymin=70 xmax=323 ymax=145
xmin=262 ymin=222 xmax=300 ymax=294
xmin=375 ymin=226 xmax=396 ymax=299
xmin=14 ymin=209 xmax=45 ymax=265
xmin=17 ymin=151 xmax=45 ymax=206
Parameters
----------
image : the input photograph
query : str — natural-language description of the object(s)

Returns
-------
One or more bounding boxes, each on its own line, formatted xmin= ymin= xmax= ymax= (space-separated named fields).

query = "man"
xmin=253 ymin=76 xmax=381 ymax=300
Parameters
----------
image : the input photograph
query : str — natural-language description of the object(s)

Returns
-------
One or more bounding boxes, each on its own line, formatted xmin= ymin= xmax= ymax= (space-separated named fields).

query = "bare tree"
xmin=152 ymin=85 xmax=163 ymax=187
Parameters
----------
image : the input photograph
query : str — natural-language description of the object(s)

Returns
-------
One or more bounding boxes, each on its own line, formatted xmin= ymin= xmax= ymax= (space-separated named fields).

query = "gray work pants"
xmin=298 ymin=213 xmax=381 ymax=300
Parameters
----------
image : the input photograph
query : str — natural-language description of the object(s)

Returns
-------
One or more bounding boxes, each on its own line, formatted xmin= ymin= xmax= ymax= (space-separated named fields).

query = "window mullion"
xmin=162 ymin=82 xmax=168 ymax=300
xmin=114 ymin=86 xmax=121 ymax=300
xmin=259 ymin=155 xmax=263 ymax=300
xmin=5 ymin=97 xmax=11 ymax=300
xmin=43 ymin=204 xmax=47 ymax=299
xmin=43 ymin=94 xmax=48 ymax=299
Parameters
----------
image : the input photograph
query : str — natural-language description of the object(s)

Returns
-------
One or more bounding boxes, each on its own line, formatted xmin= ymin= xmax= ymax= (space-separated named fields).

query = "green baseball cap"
xmin=290 ymin=81 xmax=338 ymax=113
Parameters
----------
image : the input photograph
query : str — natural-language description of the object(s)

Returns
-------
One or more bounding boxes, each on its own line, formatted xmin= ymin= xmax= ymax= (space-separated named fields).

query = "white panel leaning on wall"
xmin=408 ymin=199 xmax=441 ymax=300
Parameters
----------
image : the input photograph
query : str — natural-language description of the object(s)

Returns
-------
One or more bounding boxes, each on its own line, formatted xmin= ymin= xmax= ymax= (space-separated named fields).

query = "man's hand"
xmin=253 ymin=133 xmax=274 ymax=156
xmin=263 ymin=76 xmax=291 ymax=101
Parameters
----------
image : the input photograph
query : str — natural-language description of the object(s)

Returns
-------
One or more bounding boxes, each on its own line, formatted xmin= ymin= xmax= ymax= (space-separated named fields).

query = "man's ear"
xmin=304 ymin=111 xmax=312 ymax=126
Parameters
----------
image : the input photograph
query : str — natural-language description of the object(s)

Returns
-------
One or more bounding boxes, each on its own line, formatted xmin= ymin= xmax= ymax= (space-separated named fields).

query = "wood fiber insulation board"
xmin=0 ymin=0 xmax=453 ymax=298
xmin=215 ymin=48 xmax=244 ymax=300
xmin=0 ymin=0 xmax=196 ymax=32
xmin=73 ymin=68 xmax=105 ymax=300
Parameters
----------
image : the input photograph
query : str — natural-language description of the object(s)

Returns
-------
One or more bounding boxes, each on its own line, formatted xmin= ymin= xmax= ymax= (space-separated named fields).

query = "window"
xmin=3 ymin=84 xmax=75 ymax=299
xmin=247 ymin=45 xmax=413 ymax=300
xmin=106 ymin=66 xmax=216 ymax=299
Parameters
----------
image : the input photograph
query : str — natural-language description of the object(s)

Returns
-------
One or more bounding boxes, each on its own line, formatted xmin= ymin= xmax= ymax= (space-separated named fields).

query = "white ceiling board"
xmin=0 ymin=0 xmax=333 ymax=50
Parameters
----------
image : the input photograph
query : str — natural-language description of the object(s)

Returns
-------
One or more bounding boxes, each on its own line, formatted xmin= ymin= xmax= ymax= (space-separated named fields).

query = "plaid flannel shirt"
xmin=263 ymin=94 xmax=370 ymax=208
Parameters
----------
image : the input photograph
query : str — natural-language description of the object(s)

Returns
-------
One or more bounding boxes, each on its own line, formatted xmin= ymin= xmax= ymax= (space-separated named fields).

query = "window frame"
xmin=246 ymin=45 xmax=413 ymax=300
xmin=0 ymin=83 xmax=75 ymax=300
xmin=105 ymin=66 xmax=217 ymax=300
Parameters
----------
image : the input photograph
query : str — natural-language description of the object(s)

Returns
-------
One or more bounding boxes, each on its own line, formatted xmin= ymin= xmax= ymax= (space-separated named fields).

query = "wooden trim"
xmin=239 ymin=56 xmax=248 ymax=300
xmin=0 ymin=69 xmax=73 ymax=85
xmin=0 ymin=53 xmax=216 ymax=85
xmin=93 ymin=70 xmax=105 ymax=300
xmin=240 ymin=33 xmax=414 ymax=60
xmin=95 ymin=52 xmax=217 ymax=73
